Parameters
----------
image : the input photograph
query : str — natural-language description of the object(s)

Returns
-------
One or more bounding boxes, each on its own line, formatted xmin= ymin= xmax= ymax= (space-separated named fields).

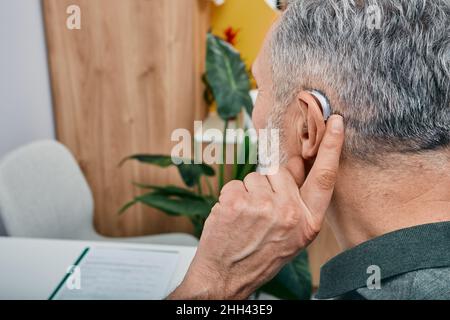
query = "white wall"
xmin=0 ymin=0 xmax=55 ymax=159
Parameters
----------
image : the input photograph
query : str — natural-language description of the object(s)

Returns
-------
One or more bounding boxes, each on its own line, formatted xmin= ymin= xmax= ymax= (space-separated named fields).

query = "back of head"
xmin=272 ymin=0 xmax=450 ymax=163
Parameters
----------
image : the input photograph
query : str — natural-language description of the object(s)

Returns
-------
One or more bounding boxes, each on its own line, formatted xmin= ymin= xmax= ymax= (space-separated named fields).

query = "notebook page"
xmin=52 ymin=247 xmax=179 ymax=300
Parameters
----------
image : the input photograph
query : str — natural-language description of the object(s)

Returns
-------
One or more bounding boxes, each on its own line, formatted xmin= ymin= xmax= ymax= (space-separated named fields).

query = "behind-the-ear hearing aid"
xmin=308 ymin=90 xmax=332 ymax=121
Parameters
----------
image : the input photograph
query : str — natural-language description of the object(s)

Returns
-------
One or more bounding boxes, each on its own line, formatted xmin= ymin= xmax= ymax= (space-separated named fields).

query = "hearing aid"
xmin=309 ymin=90 xmax=332 ymax=121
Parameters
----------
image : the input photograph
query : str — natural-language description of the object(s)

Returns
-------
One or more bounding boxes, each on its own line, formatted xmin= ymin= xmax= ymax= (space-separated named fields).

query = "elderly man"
xmin=169 ymin=0 xmax=450 ymax=300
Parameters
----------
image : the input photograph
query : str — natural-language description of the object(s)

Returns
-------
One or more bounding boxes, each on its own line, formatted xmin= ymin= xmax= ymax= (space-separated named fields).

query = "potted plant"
xmin=120 ymin=31 xmax=312 ymax=300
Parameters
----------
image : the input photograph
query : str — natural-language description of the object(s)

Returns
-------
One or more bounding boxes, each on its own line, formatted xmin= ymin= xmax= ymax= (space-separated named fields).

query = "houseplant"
xmin=120 ymin=31 xmax=312 ymax=300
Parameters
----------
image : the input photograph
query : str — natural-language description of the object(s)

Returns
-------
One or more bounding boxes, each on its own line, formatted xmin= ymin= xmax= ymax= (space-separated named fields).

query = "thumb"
xmin=300 ymin=115 xmax=345 ymax=216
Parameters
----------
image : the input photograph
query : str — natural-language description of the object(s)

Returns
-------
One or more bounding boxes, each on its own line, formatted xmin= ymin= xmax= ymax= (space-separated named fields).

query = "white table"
xmin=0 ymin=237 xmax=196 ymax=300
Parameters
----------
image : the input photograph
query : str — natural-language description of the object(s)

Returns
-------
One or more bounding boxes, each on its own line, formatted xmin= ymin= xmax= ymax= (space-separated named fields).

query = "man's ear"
xmin=297 ymin=91 xmax=327 ymax=160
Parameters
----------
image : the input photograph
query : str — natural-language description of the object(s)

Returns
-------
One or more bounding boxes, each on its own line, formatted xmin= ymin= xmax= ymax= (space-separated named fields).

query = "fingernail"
xmin=331 ymin=115 xmax=344 ymax=134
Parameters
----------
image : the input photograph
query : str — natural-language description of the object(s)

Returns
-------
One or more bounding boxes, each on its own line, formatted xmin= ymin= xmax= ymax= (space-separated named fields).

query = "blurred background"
xmin=0 ymin=0 xmax=339 ymax=289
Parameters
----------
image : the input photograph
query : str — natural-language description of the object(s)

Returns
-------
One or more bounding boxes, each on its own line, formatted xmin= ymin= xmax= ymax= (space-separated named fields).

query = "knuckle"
xmin=232 ymin=180 xmax=246 ymax=189
xmin=210 ymin=202 xmax=220 ymax=212
xmin=203 ymin=213 xmax=216 ymax=230
xmin=307 ymin=218 xmax=322 ymax=236
xmin=243 ymin=172 xmax=261 ymax=185
xmin=256 ymin=196 xmax=273 ymax=214
xmin=218 ymin=193 xmax=229 ymax=205
xmin=235 ymin=189 xmax=247 ymax=201
xmin=299 ymin=218 xmax=322 ymax=245
xmin=246 ymin=172 xmax=260 ymax=180
xmin=283 ymin=206 xmax=301 ymax=226
xmin=315 ymin=169 xmax=338 ymax=190
xmin=303 ymin=223 xmax=321 ymax=244
xmin=220 ymin=183 xmax=245 ymax=203
xmin=208 ymin=203 xmax=222 ymax=218
xmin=221 ymin=180 xmax=244 ymax=194
xmin=230 ymin=199 xmax=246 ymax=212
xmin=295 ymin=234 xmax=309 ymax=249
xmin=218 ymin=193 xmax=233 ymax=206
xmin=322 ymin=135 xmax=340 ymax=150
xmin=282 ymin=203 xmax=298 ymax=217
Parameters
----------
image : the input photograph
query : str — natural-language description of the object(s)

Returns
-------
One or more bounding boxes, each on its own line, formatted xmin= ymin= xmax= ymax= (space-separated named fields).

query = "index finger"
xmin=300 ymin=115 xmax=345 ymax=216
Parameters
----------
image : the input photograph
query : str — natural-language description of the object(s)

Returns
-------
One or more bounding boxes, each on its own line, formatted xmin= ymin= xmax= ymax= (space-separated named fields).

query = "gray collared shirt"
xmin=315 ymin=221 xmax=450 ymax=300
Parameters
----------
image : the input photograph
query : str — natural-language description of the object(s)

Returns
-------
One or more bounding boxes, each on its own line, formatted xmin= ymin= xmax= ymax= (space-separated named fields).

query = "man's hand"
xmin=169 ymin=115 xmax=345 ymax=300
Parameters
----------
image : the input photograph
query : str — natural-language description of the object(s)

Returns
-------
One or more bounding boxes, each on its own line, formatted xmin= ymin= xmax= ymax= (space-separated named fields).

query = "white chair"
xmin=0 ymin=140 xmax=198 ymax=246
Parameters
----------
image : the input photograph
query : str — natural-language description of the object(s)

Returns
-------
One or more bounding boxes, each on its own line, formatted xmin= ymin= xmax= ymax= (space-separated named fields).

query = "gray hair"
xmin=271 ymin=0 xmax=450 ymax=162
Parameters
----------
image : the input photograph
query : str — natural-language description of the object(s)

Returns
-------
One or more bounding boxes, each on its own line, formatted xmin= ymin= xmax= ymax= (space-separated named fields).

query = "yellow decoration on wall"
xmin=211 ymin=0 xmax=278 ymax=69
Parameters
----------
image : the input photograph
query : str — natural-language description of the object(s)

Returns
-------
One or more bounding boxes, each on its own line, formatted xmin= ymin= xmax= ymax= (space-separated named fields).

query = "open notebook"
xmin=49 ymin=247 xmax=179 ymax=300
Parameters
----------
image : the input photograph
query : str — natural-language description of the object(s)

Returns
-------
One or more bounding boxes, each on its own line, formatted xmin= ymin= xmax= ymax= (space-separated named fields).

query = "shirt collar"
xmin=316 ymin=221 xmax=450 ymax=299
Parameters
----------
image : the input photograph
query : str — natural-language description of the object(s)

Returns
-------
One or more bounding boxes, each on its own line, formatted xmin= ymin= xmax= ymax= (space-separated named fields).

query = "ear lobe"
xmin=297 ymin=91 xmax=327 ymax=160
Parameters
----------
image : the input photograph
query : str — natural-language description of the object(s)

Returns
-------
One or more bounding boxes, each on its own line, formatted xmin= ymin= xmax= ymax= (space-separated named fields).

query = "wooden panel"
xmin=43 ymin=0 xmax=210 ymax=236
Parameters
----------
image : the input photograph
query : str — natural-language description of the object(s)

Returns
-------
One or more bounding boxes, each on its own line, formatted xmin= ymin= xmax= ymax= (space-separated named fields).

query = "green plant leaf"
xmin=133 ymin=184 xmax=204 ymax=199
xmin=119 ymin=155 xmax=174 ymax=167
xmin=118 ymin=200 xmax=138 ymax=215
xmin=120 ymin=155 xmax=215 ymax=187
xmin=136 ymin=193 xmax=213 ymax=218
xmin=202 ymin=73 xmax=215 ymax=106
xmin=259 ymin=251 xmax=312 ymax=300
xmin=177 ymin=163 xmax=214 ymax=187
xmin=206 ymin=33 xmax=253 ymax=120
xmin=119 ymin=184 xmax=217 ymax=219
xmin=235 ymin=134 xmax=258 ymax=181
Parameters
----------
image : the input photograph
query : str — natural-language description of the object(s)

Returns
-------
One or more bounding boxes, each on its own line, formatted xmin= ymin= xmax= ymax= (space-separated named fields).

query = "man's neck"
xmin=327 ymin=151 xmax=450 ymax=250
